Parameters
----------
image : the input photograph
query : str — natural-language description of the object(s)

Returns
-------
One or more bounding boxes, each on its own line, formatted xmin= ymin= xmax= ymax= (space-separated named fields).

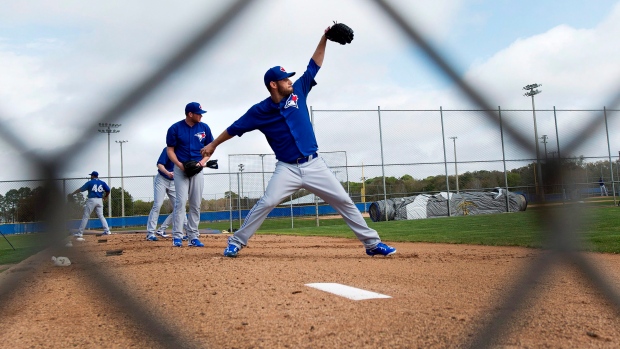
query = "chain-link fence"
xmin=2 ymin=108 xmax=618 ymax=228
xmin=2 ymin=0 xmax=620 ymax=348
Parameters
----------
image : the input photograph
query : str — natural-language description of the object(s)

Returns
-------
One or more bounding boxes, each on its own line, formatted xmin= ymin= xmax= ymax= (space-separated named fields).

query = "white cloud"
xmin=1 ymin=0 xmax=619 ymax=185
xmin=464 ymin=2 xmax=620 ymax=109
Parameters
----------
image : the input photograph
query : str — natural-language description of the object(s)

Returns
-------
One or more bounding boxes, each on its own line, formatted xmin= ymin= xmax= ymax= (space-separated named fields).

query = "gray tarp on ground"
xmin=368 ymin=188 xmax=527 ymax=222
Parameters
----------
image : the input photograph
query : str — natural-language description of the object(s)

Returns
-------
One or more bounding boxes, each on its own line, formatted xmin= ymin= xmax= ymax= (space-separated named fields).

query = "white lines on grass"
xmin=305 ymin=283 xmax=391 ymax=301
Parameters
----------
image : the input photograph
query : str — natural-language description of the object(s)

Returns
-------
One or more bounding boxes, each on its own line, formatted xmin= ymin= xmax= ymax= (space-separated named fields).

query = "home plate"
xmin=305 ymin=283 xmax=391 ymax=301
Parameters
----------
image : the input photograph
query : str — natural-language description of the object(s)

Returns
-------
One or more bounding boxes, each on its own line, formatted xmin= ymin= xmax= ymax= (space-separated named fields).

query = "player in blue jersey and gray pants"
xmin=166 ymin=102 xmax=214 ymax=247
xmin=201 ymin=26 xmax=396 ymax=258
xmin=145 ymin=147 xmax=188 ymax=241
xmin=69 ymin=171 xmax=111 ymax=240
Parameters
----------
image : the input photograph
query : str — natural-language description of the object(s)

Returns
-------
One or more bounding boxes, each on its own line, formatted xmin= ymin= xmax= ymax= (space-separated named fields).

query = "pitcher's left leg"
xmin=302 ymin=158 xmax=380 ymax=249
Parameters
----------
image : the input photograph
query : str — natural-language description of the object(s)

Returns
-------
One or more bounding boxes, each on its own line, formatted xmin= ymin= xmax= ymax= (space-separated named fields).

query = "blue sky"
xmin=1 ymin=0 xmax=620 ymax=185
xmin=387 ymin=0 xmax=619 ymax=89
xmin=452 ymin=0 xmax=617 ymax=60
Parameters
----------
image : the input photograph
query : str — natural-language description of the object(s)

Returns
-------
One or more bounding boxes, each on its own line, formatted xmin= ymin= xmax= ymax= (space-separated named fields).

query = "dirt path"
xmin=1 ymin=233 xmax=619 ymax=348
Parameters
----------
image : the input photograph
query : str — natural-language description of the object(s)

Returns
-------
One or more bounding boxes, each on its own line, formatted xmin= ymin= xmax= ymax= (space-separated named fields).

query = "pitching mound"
xmin=1 ymin=233 xmax=619 ymax=348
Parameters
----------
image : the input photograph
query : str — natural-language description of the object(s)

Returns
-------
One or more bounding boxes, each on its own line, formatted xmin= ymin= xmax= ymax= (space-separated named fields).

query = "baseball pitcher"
xmin=201 ymin=24 xmax=396 ymax=258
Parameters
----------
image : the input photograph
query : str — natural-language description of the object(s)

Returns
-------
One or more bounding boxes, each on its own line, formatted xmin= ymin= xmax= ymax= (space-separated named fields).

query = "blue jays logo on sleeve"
xmin=284 ymin=93 xmax=299 ymax=109
xmin=195 ymin=131 xmax=206 ymax=142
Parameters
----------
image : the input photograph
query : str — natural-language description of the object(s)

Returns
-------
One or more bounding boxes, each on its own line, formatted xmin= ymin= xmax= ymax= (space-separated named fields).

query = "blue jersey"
xmin=166 ymin=120 xmax=214 ymax=163
xmin=79 ymin=178 xmax=110 ymax=199
xmin=156 ymin=147 xmax=174 ymax=180
xmin=227 ymin=59 xmax=320 ymax=163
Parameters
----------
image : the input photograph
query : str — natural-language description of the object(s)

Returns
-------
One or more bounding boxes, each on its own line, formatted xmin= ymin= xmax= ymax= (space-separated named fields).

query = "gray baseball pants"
xmin=228 ymin=157 xmax=381 ymax=249
xmin=172 ymin=165 xmax=203 ymax=240
xmin=78 ymin=198 xmax=110 ymax=235
xmin=146 ymin=174 xmax=187 ymax=234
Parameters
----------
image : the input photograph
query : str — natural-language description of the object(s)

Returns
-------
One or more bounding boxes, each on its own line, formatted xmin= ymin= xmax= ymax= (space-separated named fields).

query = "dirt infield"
xmin=1 ymin=233 xmax=620 ymax=348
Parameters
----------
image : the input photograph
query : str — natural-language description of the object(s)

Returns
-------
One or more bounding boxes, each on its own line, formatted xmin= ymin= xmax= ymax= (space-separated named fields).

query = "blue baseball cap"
xmin=185 ymin=102 xmax=207 ymax=114
xmin=89 ymin=171 xmax=99 ymax=177
xmin=264 ymin=66 xmax=295 ymax=86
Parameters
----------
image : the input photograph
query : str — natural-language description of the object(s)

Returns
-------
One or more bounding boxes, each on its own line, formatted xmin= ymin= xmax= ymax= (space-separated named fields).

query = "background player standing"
xmin=599 ymin=177 xmax=608 ymax=196
xmin=201 ymin=26 xmax=396 ymax=258
xmin=166 ymin=102 xmax=214 ymax=247
xmin=145 ymin=147 xmax=188 ymax=241
xmin=68 ymin=171 xmax=111 ymax=239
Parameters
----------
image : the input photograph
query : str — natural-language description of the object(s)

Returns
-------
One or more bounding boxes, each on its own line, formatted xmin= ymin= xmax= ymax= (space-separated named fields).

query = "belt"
xmin=288 ymin=152 xmax=318 ymax=165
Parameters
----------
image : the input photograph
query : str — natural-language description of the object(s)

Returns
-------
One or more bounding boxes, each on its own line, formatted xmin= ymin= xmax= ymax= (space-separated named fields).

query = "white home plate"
xmin=305 ymin=283 xmax=391 ymax=301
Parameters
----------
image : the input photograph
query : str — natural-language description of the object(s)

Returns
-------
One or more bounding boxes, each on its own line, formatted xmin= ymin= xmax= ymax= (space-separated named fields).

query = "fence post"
xmin=440 ymin=106 xmax=452 ymax=216
xmin=315 ymin=194 xmax=319 ymax=227
xmin=378 ymin=106 xmax=388 ymax=221
xmin=344 ymin=150 xmax=350 ymax=198
xmin=228 ymin=190 xmax=233 ymax=233
xmin=498 ymin=106 xmax=510 ymax=212
xmin=553 ymin=106 xmax=565 ymax=202
xmin=237 ymin=172 xmax=242 ymax=228
xmin=290 ymin=195 xmax=294 ymax=228
xmin=604 ymin=107 xmax=617 ymax=205
xmin=311 ymin=105 xmax=319 ymax=226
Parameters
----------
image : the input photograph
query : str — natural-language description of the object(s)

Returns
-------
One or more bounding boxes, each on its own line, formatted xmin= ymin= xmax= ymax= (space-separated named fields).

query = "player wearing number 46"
xmin=201 ymin=26 xmax=396 ymax=258
xmin=68 ymin=171 xmax=111 ymax=239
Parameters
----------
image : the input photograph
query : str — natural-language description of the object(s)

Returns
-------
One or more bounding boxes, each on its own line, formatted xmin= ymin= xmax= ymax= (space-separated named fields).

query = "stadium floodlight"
xmin=540 ymin=135 xmax=549 ymax=161
xmin=523 ymin=83 xmax=542 ymax=93
xmin=523 ymin=84 xmax=544 ymax=200
xmin=98 ymin=123 xmax=121 ymax=217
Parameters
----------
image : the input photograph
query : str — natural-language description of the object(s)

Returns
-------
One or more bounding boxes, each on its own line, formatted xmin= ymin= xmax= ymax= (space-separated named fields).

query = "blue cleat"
xmin=189 ymin=238 xmax=204 ymax=247
xmin=172 ymin=238 xmax=182 ymax=247
xmin=223 ymin=243 xmax=239 ymax=258
xmin=366 ymin=242 xmax=396 ymax=257
xmin=182 ymin=235 xmax=189 ymax=241
xmin=146 ymin=235 xmax=158 ymax=241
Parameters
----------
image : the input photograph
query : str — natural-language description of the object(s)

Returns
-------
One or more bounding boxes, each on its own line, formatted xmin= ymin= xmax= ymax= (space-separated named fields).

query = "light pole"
xmin=523 ymin=84 xmax=543 ymax=199
xmin=98 ymin=123 xmax=121 ymax=217
xmin=449 ymin=136 xmax=459 ymax=193
xmin=116 ymin=140 xmax=128 ymax=218
xmin=361 ymin=162 xmax=366 ymax=203
xmin=617 ymin=151 xmax=620 ymax=186
xmin=259 ymin=154 xmax=266 ymax=195
xmin=540 ymin=135 xmax=548 ymax=161
xmin=238 ymin=163 xmax=244 ymax=204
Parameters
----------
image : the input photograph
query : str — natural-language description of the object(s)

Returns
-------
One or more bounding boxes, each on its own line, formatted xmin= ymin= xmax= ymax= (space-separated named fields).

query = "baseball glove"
xmin=67 ymin=194 xmax=75 ymax=203
xmin=205 ymin=159 xmax=218 ymax=169
xmin=326 ymin=22 xmax=354 ymax=45
xmin=183 ymin=161 xmax=203 ymax=178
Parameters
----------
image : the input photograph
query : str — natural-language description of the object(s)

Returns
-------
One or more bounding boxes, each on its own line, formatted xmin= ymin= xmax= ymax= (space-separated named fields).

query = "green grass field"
xmin=2 ymin=201 xmax=619 ymax=271
xmin=227 ymin=203 xmax=620 ymax=253
xmin=0 ymin=234 xmax=50 ymax=270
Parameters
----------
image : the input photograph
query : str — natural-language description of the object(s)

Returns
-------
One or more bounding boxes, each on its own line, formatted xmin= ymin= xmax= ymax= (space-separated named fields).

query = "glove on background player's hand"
xmin=183 ymin=161 xmax=203 ymax=178
xmin=325 ymin=22 xmax=354 ymax=45
xmin=67 ymin=194 xmax=75 ymax=202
